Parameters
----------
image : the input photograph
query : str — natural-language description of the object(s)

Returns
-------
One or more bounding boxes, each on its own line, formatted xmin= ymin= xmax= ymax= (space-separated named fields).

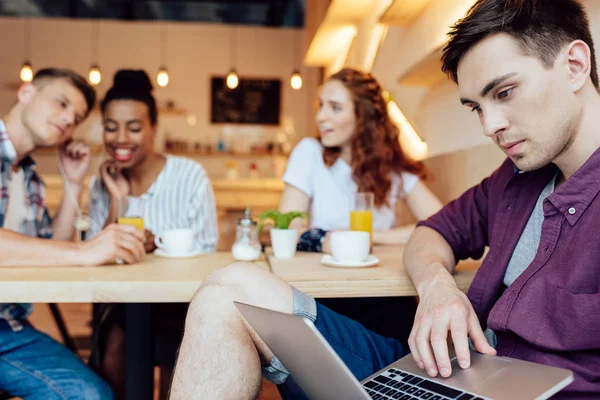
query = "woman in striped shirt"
xmin=87 ymin=70 xmax=218 ymax=252
xmin=87 ymin=69 xmax=218 ymax=399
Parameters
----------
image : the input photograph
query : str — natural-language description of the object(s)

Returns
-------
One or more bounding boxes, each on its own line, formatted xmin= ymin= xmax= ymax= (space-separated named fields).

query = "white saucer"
xmin=321 ymin=254 xmax=380 ymax=268
xmin=154 ymin=248 xmax=203 ymax=258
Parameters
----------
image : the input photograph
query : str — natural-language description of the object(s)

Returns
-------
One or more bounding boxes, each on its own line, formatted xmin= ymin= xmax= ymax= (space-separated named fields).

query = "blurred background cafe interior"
xmin=2 ymin=0 xmax=600 ymax=399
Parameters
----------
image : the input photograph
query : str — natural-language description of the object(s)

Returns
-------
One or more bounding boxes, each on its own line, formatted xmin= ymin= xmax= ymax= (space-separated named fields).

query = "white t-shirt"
xmin=283 ymin=138 xmax=418 ymax=231
xmin=3 ymin=168 xmax=27 ymax=233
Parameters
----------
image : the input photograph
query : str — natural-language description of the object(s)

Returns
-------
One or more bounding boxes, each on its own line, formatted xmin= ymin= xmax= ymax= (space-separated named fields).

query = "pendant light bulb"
xmin=226 ymin=69 xmax=239 ymax=89
xmin=290 ymin=70 xmax=302 ymax=90
xmin=157 ymin=67 xmax=169 ymax=87
xmin=88 ymin=64 xmax=101 ymax=86
xmin=20 ymin=61 xmax=33 ymax=83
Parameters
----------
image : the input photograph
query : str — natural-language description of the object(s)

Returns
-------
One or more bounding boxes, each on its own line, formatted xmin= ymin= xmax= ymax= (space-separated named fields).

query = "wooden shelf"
xmin=32 ymin=147 xmax=288 ymax=158
xmin=41 ymin=174 xmax=284 ymax=215
xmin=33 ymin=145 xmax=105 ymax=154
xmin=212 ymin=178 xmax=284 ymax=191
xmin=89 ymin=106 xmax=187 ymax=117
xmin=169 ymin=150 xmax=288 ymax=158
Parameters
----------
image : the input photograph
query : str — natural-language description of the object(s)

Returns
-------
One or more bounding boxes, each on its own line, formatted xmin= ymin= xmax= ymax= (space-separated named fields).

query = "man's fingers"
xmin=430 ymin=320 xmax=452 ymax=377
xmin=72 ymin=145 xmax=90 ymax=158
xmin=450 ymin=314 xmax=471 ymax=370
xmin=59 ymin=139 xmax=73 ymax=151
xmin=408 ymin=328 xmax=424 ymax=370
xmin=65 ymin=141 xmax=89 ymax=158
xmin=468 ymin=313 xmax=496 ymax=356
xmin=414 ymin=318 xmax=438 ymax=377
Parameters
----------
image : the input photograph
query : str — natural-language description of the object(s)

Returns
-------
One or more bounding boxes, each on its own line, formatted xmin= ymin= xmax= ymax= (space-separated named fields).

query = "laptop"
xmin=234 ymin=301 xmax=573 ymax=400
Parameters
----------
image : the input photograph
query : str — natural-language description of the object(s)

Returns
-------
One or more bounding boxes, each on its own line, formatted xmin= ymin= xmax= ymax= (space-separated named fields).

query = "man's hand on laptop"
xmin=408 ymin=277 xmax=496 ymax=378
xmin=76 ymin=224 xmax=146 ymax=265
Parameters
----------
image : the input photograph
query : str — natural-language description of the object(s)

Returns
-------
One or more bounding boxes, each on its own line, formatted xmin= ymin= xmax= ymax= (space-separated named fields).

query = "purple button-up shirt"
xmin=418 ymin=149 xmax=600 ymax=399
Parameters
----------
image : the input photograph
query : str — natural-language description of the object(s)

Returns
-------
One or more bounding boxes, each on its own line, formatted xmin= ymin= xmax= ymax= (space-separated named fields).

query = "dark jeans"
xmin=318 ymin=297 xmax=417 ymax=347
xmin=278 ymin=301 xmax=407 ymax=399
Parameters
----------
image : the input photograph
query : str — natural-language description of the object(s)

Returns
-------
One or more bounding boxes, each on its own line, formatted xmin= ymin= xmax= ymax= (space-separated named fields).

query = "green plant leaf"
xmin=258 ymin=209 xmax=280 ymax=234
xmin=257 ymin=209 xmax=310 ymax=233
xmin=280 ymin=211 xmax=309 ymax=229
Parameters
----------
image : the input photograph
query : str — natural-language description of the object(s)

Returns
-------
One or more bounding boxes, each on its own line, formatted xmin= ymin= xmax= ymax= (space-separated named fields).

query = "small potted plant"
xmin=258 ymin=209 xmax=309 ymax=259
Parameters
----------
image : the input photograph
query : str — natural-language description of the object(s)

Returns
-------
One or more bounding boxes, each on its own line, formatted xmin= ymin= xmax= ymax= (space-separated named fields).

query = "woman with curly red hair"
xmin=281 ymin=68 xmax=442 ymax=252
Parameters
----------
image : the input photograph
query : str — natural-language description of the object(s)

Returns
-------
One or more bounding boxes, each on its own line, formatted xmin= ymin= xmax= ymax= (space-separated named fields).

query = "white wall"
xmin=0 ymin=17 xmax=319 ymax=154
xmin=585 ymin=0 xmax=600 ymax=65
xmin=412 ymin=81 xmax=487 ymax=157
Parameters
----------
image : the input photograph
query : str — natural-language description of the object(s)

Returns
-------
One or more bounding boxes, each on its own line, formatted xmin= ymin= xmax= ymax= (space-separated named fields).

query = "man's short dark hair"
xmin=32 ymin=68 xmax=96 ymax=116
xmin=441 ymin=0 xmax=599 ymax=89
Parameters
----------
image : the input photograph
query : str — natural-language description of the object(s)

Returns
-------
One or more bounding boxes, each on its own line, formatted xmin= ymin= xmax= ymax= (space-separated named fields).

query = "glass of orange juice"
xmin=117 ymin=216 xmax=144 ymax=231
xmin=350 ymin=192 xmax=374 ymax=244
xmin=116 ymin=198 xmax=144 ymax=231
xmin=115 ymin=215 xmax=144 ymax=264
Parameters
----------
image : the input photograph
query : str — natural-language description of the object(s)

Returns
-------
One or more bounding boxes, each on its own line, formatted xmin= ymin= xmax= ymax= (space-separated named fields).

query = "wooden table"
xmin=0 ymin=252 xmax=268 ymax=400
xmin=0 ymin=247 xmax=479 ymax=399
xmin=0 ymin=246 xmax=478 ymax=303
xmin=0 ymin=252 xmax=268 ymax=303
xmin=266 ymin=246 xmax=480 ymax=298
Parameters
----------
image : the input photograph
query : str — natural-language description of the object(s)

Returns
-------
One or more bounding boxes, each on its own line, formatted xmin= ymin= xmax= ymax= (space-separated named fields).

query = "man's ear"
xmin=16 ymin=83 xmax=37 ymax=105
xmin=565 ymin=40 xmax=592 ymax=93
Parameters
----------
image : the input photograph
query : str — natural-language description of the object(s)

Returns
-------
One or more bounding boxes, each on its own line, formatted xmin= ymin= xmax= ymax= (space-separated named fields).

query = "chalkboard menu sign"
xmin=210 ymin=77 xmax=281 ymax=125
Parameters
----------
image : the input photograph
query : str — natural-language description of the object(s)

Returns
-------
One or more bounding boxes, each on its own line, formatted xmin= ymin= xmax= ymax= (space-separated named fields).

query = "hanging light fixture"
xmin=20 ymin=62 xmax=33 ymax=83
xmin=226 ymin=26 xmax=239 ymax=90
xmin=290 ymin=70 xmax=302 ymax=90
xmin=157 ymin=66 xmax=169 ymax=87
xmin=157 ymin=23 xmax=169 ymax=87
xmin=20 ymin=15 xmax=33 ymax=82
xmin=88 ymin=22 xmax=101 ymax=85
xmin=226 ymin=69 xmax=239 ymax=90
xmin=88 ymin=64 xmax=101 ymax=86
xmin=290 ymin=31 xmax=302 ymax=90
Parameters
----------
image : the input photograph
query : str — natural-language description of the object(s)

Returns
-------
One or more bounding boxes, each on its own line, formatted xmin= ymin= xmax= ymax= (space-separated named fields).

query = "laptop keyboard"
xmin=362 ymin=368 xmax=485 ymax=400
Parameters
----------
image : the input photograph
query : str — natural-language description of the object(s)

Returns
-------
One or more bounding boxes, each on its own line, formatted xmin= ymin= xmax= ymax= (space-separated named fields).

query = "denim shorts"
xmin=262 ymin=288 xmax=406 ymax=399
xmin=0 ymin=320 xmax=112 ymax=399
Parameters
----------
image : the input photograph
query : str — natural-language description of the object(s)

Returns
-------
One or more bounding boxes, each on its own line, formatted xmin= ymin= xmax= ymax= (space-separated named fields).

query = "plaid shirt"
xmin=0 ymin=119 xmax=53 ymax=330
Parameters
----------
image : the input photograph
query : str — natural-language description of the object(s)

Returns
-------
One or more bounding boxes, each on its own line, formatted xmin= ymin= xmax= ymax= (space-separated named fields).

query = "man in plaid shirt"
xmin=0 ymin=69 xmax=146 ymax=399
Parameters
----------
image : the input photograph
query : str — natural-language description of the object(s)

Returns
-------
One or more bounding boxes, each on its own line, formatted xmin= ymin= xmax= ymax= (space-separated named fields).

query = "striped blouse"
xmin=87 ymin=155 xmax=219 ymax=252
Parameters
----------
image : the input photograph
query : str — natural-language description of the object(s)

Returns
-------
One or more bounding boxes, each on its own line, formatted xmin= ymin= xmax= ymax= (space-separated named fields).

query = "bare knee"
xmin=189 ymin=262 xmax=293 ymax=317
xmin=203 ymin=262 xmax=266 ymax=287
xmin=185 ymin=263 xmax=291 ymax=367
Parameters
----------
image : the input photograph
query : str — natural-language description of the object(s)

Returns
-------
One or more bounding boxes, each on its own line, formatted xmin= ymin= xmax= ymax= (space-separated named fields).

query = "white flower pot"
xmin=270 ymin=228 xmax=298 ymax=259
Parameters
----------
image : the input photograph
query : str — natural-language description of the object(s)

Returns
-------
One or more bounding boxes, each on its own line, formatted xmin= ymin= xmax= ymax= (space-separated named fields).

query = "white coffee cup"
xmin=155 ymin=229 xmax=195 ymax=255
xmin=330 ymin=231 xmax=370 ymax=262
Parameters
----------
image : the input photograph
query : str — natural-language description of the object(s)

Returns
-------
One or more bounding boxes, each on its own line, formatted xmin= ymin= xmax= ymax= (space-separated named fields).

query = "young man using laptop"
xmin=0 ymin=68 xmax=145 ymax=398
xmin=171 ymin=0 xmax=600 ymax=398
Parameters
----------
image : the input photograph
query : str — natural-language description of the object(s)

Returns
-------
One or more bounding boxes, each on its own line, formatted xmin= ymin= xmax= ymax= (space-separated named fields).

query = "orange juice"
xmin=350 ymin=210 xmax=373 ymax=242
xmin=117 ymin=216 xmax=144 ymax=231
